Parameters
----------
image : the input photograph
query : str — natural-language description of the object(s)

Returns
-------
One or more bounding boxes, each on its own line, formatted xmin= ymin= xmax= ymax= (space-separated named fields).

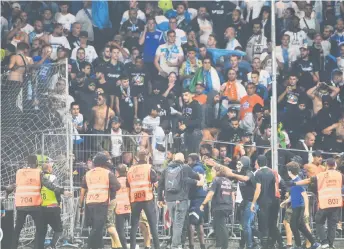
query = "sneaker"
xmin=321 ymin=244 xmax=329 ymax=249
xmin=311 ymin=243 xmax=321 ymax=249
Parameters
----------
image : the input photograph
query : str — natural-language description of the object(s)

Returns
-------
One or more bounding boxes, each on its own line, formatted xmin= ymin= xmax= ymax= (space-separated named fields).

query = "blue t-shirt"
xmin=290 ymin=176 xmax=305 ymax=208
xmin=143 ymin=30 xmax=165 ymax=63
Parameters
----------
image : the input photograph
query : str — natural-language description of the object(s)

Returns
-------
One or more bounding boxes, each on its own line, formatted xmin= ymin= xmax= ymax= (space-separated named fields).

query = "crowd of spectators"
xmin=2 ymin=0 xmax=344 ymax=173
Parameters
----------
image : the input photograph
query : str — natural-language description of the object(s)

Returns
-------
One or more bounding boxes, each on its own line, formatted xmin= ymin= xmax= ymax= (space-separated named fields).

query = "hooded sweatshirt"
xmin=238 ymin=156 xmax=256 ymax=202
xmin=189 ymin=161 xmax=207 ymax=199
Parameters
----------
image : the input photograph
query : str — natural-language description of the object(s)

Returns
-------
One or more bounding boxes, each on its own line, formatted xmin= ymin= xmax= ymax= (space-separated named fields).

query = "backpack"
xmin=165 ymin=165 xmax=183 ymax=193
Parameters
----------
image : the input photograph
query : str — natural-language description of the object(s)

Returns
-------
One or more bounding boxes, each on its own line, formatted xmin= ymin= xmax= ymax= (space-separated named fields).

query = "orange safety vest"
xmin=317 ymin=170 xmax=343 ymax=209
xmin=85 ymin=167 xmax=110 ymax=204
xmin=15 ymin=168 xmax=42 ymax=207
xmin=116 ymin=176 xmax=131 ymax=214
xmin=127 ymin=164 xmax=153 ymax=203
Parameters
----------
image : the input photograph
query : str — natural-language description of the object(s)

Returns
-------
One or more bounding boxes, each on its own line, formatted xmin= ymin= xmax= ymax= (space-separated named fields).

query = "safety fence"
xmin=2 ymin=133 xmax=344 ymax=248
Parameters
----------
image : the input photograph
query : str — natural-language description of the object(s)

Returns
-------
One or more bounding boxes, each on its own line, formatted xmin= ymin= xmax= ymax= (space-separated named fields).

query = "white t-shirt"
xmin=71 ymin=45 xmax=98 ymax=63
xmin=121 ymin=9 xmax=146 ymax=25
xmin=20 ymin=23 xmax=34 ymax=35
xmin=247 ymin=70 xmax=271 ymax=88
xmin=72 ymin=113 xmax=83 ymax=141
xmin=152 ymin=126 xmax=166 ymax=165
xmin=49 ymin=34 xmax=71 ymax=60
xmin=1 ymin=16 xmax=9 ymax=36
xmin=55 ymin=12 xmax=76 ymax=31
xmin=284 ymin=30 xmax=308 ymax=48
xmin=197 ymin=18 xmax=213 ymax=45
xmin=111 ymin=129 xmax=123 ymax=158
xmin=226 ymin=38 xmax=242 ymax=50
xmin=156 ymin=43 xmax=184 ymax=75
xmin=246 ymin=34 xmax=268 ymax=63
xmin=245 ymin=0 xmax=265 ymax=22
xmin=164 ymin=28 xmax=187 ymax=47
xmin=143 ymin=115 xmax=160 ymax=132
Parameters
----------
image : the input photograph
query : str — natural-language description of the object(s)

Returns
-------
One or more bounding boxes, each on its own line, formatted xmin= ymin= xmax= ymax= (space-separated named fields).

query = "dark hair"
xmin=286 ymin=161 xmax=300 ymax=175
xmin=167 ymin=30 xmax=176 ymax=36
xmin=54 ymin=23 xmax=63 ymax=30
xmin=251 ymin=70 xmax=260 ymax=76
xmin=117 ymin=164 xmax=128 ymax=177
xmin=199 ymin=43 xmax=207 ymax=49
xmin=247 ymin=82 xmax=256 ymax=88
xmin=77 ymin=47 xmax=85 ymax=53
xmin=230 ymin=117 xmax=239 ymax=123
xmin=146 ymin=17 xmax=156 ymax=23
xmin=17 ymin=42 xmax=29 ymax=51
xmin=70 ymin=102 xmax=79 ymax=109
xmin=110 ymin=46 xmax=120 ymax=53
xmin=252 ymin=19 xmax=262 ymax=28
xmin=121 ymin=75 xmax=130 ymax=81
xmin=188 ymin=153 xmax=200 ymax=162
xmin=81 ymin=62 xmax=91 ymax=70
xmin=202 ymin=57 xmax=212 ymax=63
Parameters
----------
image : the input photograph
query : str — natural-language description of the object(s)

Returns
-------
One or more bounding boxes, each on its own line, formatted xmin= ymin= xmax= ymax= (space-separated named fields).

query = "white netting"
xmin=1 ymin=61 xmax=74 ymax=245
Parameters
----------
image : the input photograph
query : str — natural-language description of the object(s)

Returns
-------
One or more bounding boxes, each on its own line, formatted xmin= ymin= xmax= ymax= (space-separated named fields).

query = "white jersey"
xmin=71 ymin=45 xmax=98 ymax=63
xmin=246 ymin=34 xmax=268 ymax=63
xmin=55 ymin=13 xmax=76 ymax=30
xmin=49 ymin=34 xmax=71 ymax=60
xmin=284 ymin=30 xmax=308 ymax=48
xmin=111 ymin=129 xmax=123 ymax=158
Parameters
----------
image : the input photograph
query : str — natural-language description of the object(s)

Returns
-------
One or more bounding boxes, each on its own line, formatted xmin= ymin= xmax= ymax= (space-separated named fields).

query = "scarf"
xmin=120 ymin=85 xmax=133 ymax=107
xmin=189 ymin=66 xmax=220 ymax=93
xmin=183 ymin=58 xmax=198 ymax=88
xmin=203 ymin=69 xmax=212 ymax=94
xmin=223 ymin=81 xmax=238 ymax=101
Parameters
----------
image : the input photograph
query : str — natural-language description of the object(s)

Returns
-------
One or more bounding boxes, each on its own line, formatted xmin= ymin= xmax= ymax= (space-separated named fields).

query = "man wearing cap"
xmin=292 ymin=43 xmax=319 ymax=91
xmin=127 ymin=150 xmax=160 ymax=249
xmin=79 ymin=152 xmax=121 ymax=249
xmin=292 ymin=158 xmax=344 ymax=249
xmin=71 ymin=31 xmax=98 ymax=64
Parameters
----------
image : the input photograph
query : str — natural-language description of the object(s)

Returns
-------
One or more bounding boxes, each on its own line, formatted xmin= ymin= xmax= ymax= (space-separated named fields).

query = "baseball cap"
xmin=187 ymin=47 xmax=197 ymax=53
xmin=110 ymin=116 xmax=121 ymax=124
xmin=93 ymin=152 xmax=111 ymax=167
xmin=152 ymin=104 xmax=162 ymax=112
xmin=312 ymin=150 xmax=323 ymax=157
xmin=253 ymin=104 xmax=264 ymax=113
xmin=300 ymin=44 xmax=308 ymax=50
xmin=79 ymin=31 xmax=88 ymax=38
xmin=133 ymin=118 xmax=142 ymax=125
xmin=227 ymin=106 xmax=237 ymax=113
xmin=241 ymin=131 xmax=252 ymax=137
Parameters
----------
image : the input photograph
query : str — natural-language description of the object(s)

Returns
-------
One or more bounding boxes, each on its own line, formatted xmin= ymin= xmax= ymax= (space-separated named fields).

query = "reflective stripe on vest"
xmin=15 ymin=168 xmax=42 ymax=207
xmin=85 ymin=167 xmax=110 ymax=204
xmin=116 ymin=177 xmax=131 ymax=214
xmin=41 ymin=174 xmax=58 ymax=207
xmin=127 ymin=164 xmax=153 ymax=203
xmin=317 ymin=170 xmax=342 ymax=209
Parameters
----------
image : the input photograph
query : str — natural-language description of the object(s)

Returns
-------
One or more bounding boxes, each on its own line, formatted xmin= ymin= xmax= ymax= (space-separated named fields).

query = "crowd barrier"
xmin=3 ymin=133 xmax=344 ymax=248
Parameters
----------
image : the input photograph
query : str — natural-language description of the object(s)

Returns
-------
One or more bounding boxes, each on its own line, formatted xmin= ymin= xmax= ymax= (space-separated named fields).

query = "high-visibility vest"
xmin=85 ymin=167 xmax=110 ymax=204
xmin=41 ymin=174 xmax=58 ymax=207
xmin=127 ymin=164 xmax=153 ymax=203
xmin=115 ymin=176 xmax=131 ymax=214
xmin=15 ymin=168 xmax=42 ymax=207
xmin=317 ymin=170 xmax=343 ymax=209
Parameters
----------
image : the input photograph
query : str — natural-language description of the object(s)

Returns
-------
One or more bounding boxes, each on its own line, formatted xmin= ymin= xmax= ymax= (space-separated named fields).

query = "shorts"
xmin=106 ymin=200 xmax=117 ymax=228
xmin=189 ymin=198 xmax=205 ymax=225
xmin=284 ymin=207 xmax=309 ymax=224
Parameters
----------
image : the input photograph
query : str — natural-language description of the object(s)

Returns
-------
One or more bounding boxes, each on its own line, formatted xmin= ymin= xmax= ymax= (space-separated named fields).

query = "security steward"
xmin=79 ymin=152 xmax=121 ymax=249
xmin=127 ymin=149 xmax=160 ymax=249
xmin=39 ymin=163 xmax=65 ymax=249
xmin=292 ymin=158 xmax=344 ymax=249
xmin=8 ymin=155 xmax=67 ymax=249
xmin=115 ymin=164 xmax=131 ymax=249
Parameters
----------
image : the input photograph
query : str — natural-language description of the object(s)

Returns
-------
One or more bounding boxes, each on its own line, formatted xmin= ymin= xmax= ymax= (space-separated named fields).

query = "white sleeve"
xmin=121 ymin=11 xmax=129 ymax=25
xmin=90 ymin=46 xmax=98 ymax=62
xmin=237 ymin=83 xmax=247 ymax=100
xmin=63 ymin=37 xmax=71 ymax=50
xmin=70 ymin=47 xmax=77 ymax=60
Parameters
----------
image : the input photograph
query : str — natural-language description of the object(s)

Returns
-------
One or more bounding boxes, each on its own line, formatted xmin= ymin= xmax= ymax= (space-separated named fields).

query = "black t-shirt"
xmin=96 ymin=80 xmax=116 ymax=98
xmin=255 ymin=167 xmax=276 ymax=205
xmin=277 ymin=85 xmax=306 ymax=111
xmin=120 ymin=19 xmax=145 ymax=49
xmin=210 ymin=176 xmax=234 ymax=211
xmin=71 ymin=60 xmax=88 ymax=74
xmin=292 ymin=58 xmax=319 ymax=90
xmin=239 ymin=170 xmax=256 ymax=202
xmin=115 ymin=86 xmax=135 ymax=113
xmin=104 ymin=62 xmax=126 ymax=83
xmin=181 ymin=100 xmax=202 ymax=132
xmin=147 ymin=95 xmax=171 ymax=123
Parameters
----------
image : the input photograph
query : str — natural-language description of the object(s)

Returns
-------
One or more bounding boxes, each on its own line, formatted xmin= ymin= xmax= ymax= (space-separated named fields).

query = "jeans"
xmin=116 ymin=214 xmax=130 ymax=249
xmin=184 ymin=129 xmax=202 ymax=154
xmin=315 ymin=207 xmax=341 ymax=246
xmin=290 ymin=206 xmax=315 ymax=247
xmin=242 ymin=202 xmax=258 ymax=248
xmin=130 ymin=201 xmax=160 ymax=249
xmin=40 ymin=207 xmax=63 ymax=249
xmin=213 ymin=210 xmax=230 ymax=249
xmin=87 ymin=204 xmax=108 ymax=249
xmin=167 ymin=200 xmax=189 ymax=249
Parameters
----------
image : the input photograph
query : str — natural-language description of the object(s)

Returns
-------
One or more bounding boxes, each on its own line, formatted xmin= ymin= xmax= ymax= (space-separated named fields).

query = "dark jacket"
xmin=158 ymin=160 xmax=200 ymax=202
xmin=189 ymin=162 xmax=207 ymax=199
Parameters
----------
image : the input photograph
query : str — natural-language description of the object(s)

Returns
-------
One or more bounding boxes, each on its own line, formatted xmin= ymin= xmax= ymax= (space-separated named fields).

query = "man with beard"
xmin=130 ymin=56 xmax=150 ymax=120
xmin=104 ymin=47 xmax=126 ymax=84
xmin=179 ymin=89 xmax=202 ymax=154
xmin=226 ymin=9 xmax=249 ymax=50
xmin=28 ymin=20 xmax=44 ymax=45
xmin=292 ymin=44 xmax=319 ymax=91
xmin=322 ymin=25 xmax=338 ymax=56
xmin=284 ymin=16 xmax=308 ymax=52
xmin=93 ymin=45 xmax=111 ymax=68
xmin=67 ymin=22 xmax=81 ymax=50
xmin=304 ymin=150 xmax=325 ymax=178
xmin=331 ymin=18 xmax=344 ymax=52
xmin=294 ymin=132 xmax=316 ymax=165
xmin=41 ymin=23 xmax=70 ymax=60
xmin=70 ymin=47 xmax=88 ymax=80
xmin=246 ymin=20 xmax=268 ymax=63
xmin=120 ymin=8 xmax=145 ymax=50
xmin=130 ymin=118 xmax=150 ymax=154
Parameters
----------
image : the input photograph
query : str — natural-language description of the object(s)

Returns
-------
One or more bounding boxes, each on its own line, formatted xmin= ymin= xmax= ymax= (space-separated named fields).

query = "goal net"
xmin=1 ymin=60 xmax=74 ymax=244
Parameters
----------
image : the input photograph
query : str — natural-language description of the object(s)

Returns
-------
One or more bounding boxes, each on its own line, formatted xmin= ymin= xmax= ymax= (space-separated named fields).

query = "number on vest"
xmin=88 ymin=194 xmax=100 ymax=200
xmin=134 ymin=191 xmax=145 ymax=200
xmin=124 ymin=205 xmax=130 ymax=211
xmin=328 ymin=199 xmax=339 ymax=205
xmin=21 ymin=197 xmax=33 ymax=204
xmin=42 ymin=193 xmax=47 ymax=200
